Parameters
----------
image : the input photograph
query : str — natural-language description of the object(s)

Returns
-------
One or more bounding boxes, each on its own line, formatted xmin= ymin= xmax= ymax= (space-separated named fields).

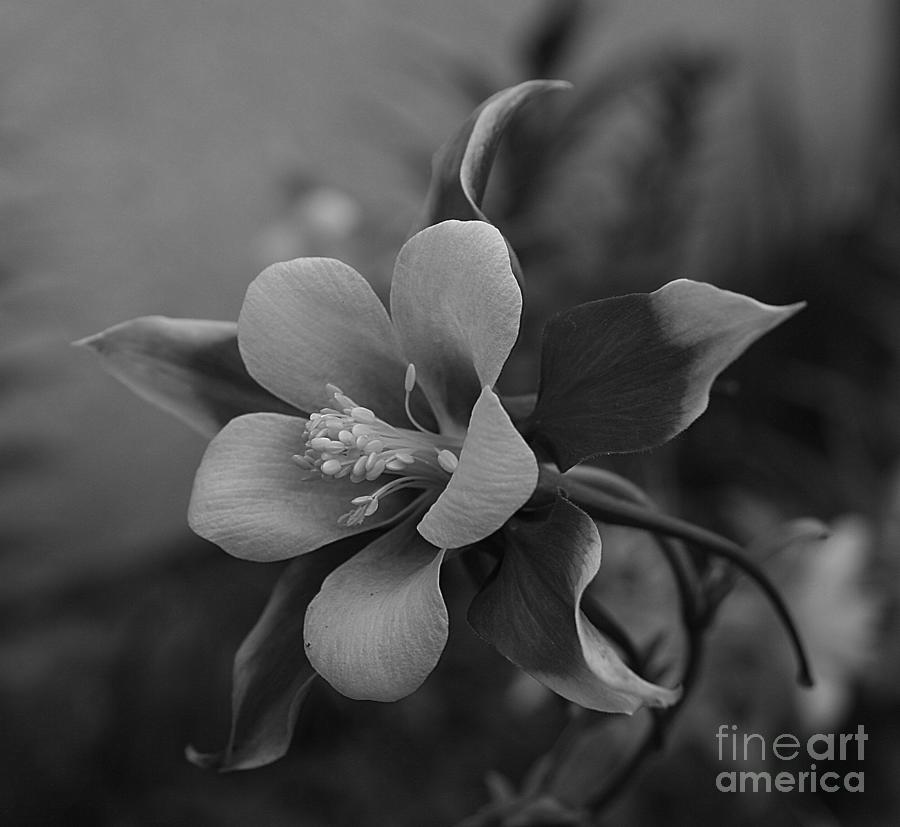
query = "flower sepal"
xmin=469 ymin=495 xmax=682 ymax=714
xmin=76 ymin=316 xmax=296 ymax=437
xmin=525 ymin=279 xmax=805 ymax=471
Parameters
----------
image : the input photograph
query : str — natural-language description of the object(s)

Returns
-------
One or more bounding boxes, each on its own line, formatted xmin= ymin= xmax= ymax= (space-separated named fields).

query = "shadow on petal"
xmin=188 ymin=413 xmax=416 ymax=561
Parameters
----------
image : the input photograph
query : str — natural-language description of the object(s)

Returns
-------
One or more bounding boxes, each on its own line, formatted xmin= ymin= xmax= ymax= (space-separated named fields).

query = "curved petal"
xmin=413 ymin=80 xmax=571 ymax=283
xmin=417 ymin=387 xmax=537 ymax=549
xmin=391 ymin=221 xmax=522 ymax=429
xmin=304 ymin=516 xmax=447 ymax=701
xmin=526 ymin=279 xmax=804 ymax=470
xmin=187 ymin=534 xmax=364 ymax=771
xmin=468 ymin=497 xmax=681 ymax=713
xmin=238 ymin=258 xmax=409 ymax=423
xmin=188 ymin=413 xmax=411 ymax=561
xmin=415 ymin=80 xmax=571 ymax=230
xmin=76 ymin=317 xmax=297 ymax=437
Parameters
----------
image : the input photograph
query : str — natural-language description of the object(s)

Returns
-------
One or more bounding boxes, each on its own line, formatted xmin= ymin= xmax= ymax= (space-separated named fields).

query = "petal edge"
xmin=417 ymin=387 xmax=537 ymax=549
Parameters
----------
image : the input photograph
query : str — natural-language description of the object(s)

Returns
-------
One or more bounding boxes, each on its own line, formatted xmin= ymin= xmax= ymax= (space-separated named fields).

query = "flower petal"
xmin=468 ymin=497 xmax=681 ymax=713
xmin=187 ymin=535 xmax=363 ymax=771
xmin=76 ymin=317 xmax=296 ymax=437
xmin=526 ymin=279 xmax=804 ymax=470
xmin=414 ymin=79 xmax=571 ymax=230
xmin=188 ymin=413 xmax=411 ymax=561
xmin=238 ymin=258 xmax=409 ymax=423
xmin=304 ymin=516 xmax=447 ymax=701
xmin=417 ymin=387 xmax=537 ymax=549
xmin=391 ymin=221 xmax=522 ymax=429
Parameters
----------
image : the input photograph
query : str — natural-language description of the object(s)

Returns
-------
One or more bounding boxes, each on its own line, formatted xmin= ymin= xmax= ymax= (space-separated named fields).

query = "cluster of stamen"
xmin=292 ymin=367 xmax=460 ymax=526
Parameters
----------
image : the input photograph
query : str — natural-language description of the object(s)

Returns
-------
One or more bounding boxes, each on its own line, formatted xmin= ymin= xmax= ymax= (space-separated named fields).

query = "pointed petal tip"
xmin=781 ymin=299 xmax=807 ymax=320
xmin=185 ymin=744 xmax=221 ymax=770
xmin=71 ymin=333 xmax=97 ymax=349
xmin=543 ymin=78 xmax=574 ymax=92
xmin=646 ymin=681 xmax=683 ymax=709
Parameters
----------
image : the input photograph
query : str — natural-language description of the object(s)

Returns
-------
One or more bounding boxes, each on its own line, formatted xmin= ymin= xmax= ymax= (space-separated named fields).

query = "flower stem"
xmin=562 ymin=477 xmax=814 ymax=688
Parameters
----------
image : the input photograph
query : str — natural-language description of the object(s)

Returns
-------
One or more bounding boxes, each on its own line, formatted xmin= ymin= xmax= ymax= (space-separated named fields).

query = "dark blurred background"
xmin=2 ymin=1 xmax=899 ymax=824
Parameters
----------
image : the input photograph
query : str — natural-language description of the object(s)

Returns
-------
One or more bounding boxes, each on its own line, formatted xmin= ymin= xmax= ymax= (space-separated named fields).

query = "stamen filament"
xmin=298 ymin=379 xmax=461 ymax=528
xmin=403 ymin=362 xmax=436 ymax=435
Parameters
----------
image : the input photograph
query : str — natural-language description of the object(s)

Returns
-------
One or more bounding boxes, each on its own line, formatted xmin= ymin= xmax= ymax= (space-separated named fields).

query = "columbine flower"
xmin=188 ymin=219 xmax=543 ymax=703
xmin=81 ymin=217 xmax=801 ymax=769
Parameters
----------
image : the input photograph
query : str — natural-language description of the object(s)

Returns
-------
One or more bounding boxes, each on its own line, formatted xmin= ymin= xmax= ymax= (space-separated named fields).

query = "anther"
xmin=437 ymin=449 xmax=458 ymax=473
xmin=321 ymin=459 xmax=342 ymax=476
xmin=350 ymin=406 xmax=375 ymax=424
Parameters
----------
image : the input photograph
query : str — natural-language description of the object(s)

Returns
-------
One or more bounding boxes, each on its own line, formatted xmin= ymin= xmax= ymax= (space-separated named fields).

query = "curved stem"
xmin=579 ymin=532 xmax=707 ymax=813
xmin=563 ymin=478 xmax=814 ymax=687
xmin=562 ymin=464 xmax=655 ymax=506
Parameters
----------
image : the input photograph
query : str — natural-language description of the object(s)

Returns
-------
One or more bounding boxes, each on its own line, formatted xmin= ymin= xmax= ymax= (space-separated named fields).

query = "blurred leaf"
xmin=521 ymin=0 xmax=585 ymax=79
xmin=546 ymin=710 xmax=655 ymax=809
xmin=788 ymin=515 xmax=879 ymax=729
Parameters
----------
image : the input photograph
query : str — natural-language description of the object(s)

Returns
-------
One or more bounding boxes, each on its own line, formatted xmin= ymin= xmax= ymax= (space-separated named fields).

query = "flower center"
xmin=292 ymin=368 xmax=461 ymax=526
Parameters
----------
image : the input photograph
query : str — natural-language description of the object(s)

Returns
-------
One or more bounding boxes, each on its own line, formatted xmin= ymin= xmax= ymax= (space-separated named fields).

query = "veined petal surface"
xmin=305 ymin=516 xmax=447 ymax=701
xmin=391 ymin=221 xmax=521 ymax=430
xmin=188 ymin=413 xmax=411 ymax=561
xmin=417 ymin=387 xmax=537 ymax=549
xmin=239 ymin=258 xmax=409 ymax=424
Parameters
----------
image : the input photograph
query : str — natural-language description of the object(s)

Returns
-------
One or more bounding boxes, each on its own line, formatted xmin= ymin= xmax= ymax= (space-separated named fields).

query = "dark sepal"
xmin=468 ymin=495 xmax=680 ymax=713
xmin=413 ymin=79 xmax=571 ymax=280
xmin=77 ymin=317 xmax=298 ymax=438
xmin=523 ymin=280 xmax=803 ymax=471
xmin=186 ymin=534 xmax=369 ymax=771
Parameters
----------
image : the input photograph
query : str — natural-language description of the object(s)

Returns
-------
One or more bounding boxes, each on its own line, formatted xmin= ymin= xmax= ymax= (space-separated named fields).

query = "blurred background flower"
xmin=2 ymin=0 xmax=898 ymax=824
